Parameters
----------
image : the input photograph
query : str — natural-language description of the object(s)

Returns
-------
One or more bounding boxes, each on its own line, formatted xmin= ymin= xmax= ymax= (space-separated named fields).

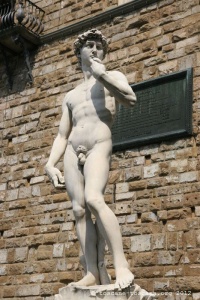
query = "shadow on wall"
xmin=0 ymin=48 xmax=37 ymax=96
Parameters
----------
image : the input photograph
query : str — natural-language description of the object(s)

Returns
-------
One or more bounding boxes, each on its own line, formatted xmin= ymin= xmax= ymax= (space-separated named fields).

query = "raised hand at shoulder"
xmin=89 ymin=57 xmax=106 ymax=79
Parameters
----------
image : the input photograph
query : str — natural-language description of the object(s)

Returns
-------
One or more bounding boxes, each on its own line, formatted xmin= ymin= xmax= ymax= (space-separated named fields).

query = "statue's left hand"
xmin=45 ymin=165 xmax=65 ymax=188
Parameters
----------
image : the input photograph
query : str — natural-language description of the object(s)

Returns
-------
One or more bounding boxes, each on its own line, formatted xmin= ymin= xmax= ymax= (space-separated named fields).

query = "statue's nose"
xmin=92 ymin=45 xmax=97 ymax=54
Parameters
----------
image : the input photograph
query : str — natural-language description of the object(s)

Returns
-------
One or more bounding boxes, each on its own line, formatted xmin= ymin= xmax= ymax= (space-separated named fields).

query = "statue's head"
xmin=74 ymin=28 xmax=108 ymax=66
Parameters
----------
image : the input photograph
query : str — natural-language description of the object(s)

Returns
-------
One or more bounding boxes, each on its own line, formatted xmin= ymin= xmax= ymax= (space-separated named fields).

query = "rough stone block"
xmin=108 ymin=170 xmax=123 ymax=184
xmin=176 ymin=276 xmax=200 ymax=292
xmin=131 ymin=235 xmax=151 ymax=252
xmin=125 ymin=166 xmax=143 ymax=182
xmin=129 ymin=180 xmax=147 ymax=191
xmin=121 ymin=225 xmax=141 ymax=236
xmin=0 ymin=265 xmax=7 ymax=275
xmin=195 ymin=206 xmax=200 ymax=216
xmin=53 ymin=243 xmax=64 ymax=258
xmin=154 ymin=279 xmax=171 ymax=292
xmin=179 ymin=171 xmax=199 ymax=183
xmin=32 ymin=185 xmax=41 ymax=197
xmin=0 ymin=249 xmax=7 ymax=263
xmin=132 ymin=199 xmax=149 ymax=213
xmin=116 ymin=182 xmax=129 ymax=193
xmin=2 ymin=286 xmax=16 ymax=297
xmin=159 ymin=60 xmax=178 ymax=75
xmin=167 ymin=208 xmax=191 ymax=220
xmin=115 ymin=202 xmax=132 ymax=215
xmin=37 ymin=245 xmax=53 ymax=260
xmin=152 ymin=234 xmax=165 ymax=250
xmin=65 ymin=241 xmax=79 ymax=257
xmin=150 ymin=199 xmax=161 ymax=211
xmin=165 ymin=266 xmax=183 ymax=278
xmin=167 ymin=220 xmax=188 ymax=232
xmin=16 ymin=284 xmax=40 ymax=296
xmin=144 ymin=164 xmax=159 ymax=178
xmin=137 ymin=189 xmax=153 ymax=199
xmin=119 ymin=159 xmax=132 ymax=169
xmin=6 ymin=189 xmax=18 ymax=201
xmin=62 ymin=222 xmax=74 ymax=231
xmin=127 ymin=214 xmax=138 ymax=224
xmin=134 ymin=156 xmax=145 ymax=166
xmin=30 ymin=176 xmax=45 ymax=185
xmin=157 ymin=210 xmax=167 ymax=221
xmin=12 ymin=105 xmax=23 ymax=118
xmin=12 ymin=135 xmax=29 ymax=144
xmin=141 ymin=212 xmax=158 ymax=223
xmin=15 ymin=247 xmax=28 ymax=262
xmin=193 ymin=293 xmax=200 ymax=300
xmin=56 ymin=259 xmax=67 ymax=272
xmin=0 ymin=183 xmax=7 ymax=191
xmin=30 ymin=273 xmax=45 ymax=283
xmin=170 ymin=159 xmax=188 ymax=173
xmin=163 ymin=195 xmax=184 ymax=209
xmin=115 ymin=192 xmax=135 ymax=202
xmin=18 ymin=186 xmax=32 ymax=199
xmin=157 ymin=251 xmax=174 ymax=265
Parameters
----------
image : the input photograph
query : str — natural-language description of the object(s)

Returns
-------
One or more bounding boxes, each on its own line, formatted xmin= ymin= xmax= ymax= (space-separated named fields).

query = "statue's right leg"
xmin=64 ymin=147 xmax=100 ymax=286
xmin=84 ymin=141 xmax=134 ymax=289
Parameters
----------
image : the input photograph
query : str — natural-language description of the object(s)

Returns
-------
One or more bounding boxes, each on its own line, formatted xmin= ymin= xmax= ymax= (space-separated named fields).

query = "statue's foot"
xmin=114 ymin=267 xmax=134 ymax=290
xmin=68 ymin=272 xmax=100 ymax=287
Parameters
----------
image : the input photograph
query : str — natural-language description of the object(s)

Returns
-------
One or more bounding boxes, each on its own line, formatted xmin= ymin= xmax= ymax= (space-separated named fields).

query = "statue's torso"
xmin=66 ymin=77 xmax=117 ymax=151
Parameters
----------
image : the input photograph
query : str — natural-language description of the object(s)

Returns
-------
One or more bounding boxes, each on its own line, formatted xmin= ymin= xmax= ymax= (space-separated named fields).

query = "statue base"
xmin=54 ymin=284 xmax=157 ymax=300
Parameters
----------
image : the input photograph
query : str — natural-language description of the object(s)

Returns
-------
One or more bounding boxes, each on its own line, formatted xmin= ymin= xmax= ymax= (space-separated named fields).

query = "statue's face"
xmin=80 ymin=39 xmax=104 ymax=66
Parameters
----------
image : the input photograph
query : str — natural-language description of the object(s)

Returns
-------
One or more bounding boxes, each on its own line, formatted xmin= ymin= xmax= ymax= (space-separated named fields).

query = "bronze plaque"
xmin=112 ymin=68 xmax=193 ymax=151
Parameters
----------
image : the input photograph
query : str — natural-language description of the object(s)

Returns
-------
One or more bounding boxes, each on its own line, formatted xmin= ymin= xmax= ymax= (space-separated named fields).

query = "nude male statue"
xmin=45 ymin=29 xmax=137 ymax=289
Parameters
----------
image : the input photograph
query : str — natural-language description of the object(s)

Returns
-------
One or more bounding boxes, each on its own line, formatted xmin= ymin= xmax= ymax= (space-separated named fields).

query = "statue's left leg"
xmin=95 ymin=222 xmax=111 ymax=285
xmin=79 ymin=223 xmax=111 ymax=285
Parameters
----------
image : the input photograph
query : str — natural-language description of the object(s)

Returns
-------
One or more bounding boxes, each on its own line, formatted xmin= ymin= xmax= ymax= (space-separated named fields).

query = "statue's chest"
xmin=68 ymin=84 xmax=107 ymax=111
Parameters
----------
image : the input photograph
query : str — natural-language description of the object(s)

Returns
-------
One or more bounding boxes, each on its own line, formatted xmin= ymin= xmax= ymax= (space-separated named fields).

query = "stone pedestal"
xmin=54 ymin=284 xmax=157 ymax=300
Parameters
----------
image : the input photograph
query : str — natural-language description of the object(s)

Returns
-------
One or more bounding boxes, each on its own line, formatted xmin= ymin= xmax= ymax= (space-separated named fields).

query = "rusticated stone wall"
xmin=34 ymin=0 xmax=118 ymax=34
xmin=0 ymin=0 xmax=200 ymax=299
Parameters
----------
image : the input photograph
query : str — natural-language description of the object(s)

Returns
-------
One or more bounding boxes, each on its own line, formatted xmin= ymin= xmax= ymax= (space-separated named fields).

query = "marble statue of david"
xmin=45 ymin=29 xmax=136 ymax=289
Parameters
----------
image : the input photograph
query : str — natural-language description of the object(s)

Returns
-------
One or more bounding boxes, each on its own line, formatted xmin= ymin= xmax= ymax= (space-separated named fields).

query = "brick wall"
xmin=0 ymin=0 xmax=200 ymax=299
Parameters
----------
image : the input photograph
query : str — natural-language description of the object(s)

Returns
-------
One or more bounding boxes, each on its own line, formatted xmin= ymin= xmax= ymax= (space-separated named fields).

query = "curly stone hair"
xmin=74 ymin=28 xmax=109 ymax=65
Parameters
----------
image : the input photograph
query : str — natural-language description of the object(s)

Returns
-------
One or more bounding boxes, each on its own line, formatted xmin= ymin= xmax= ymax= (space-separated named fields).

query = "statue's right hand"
xmin=45 ymin=165 xmax=65 ymax=188
xmin=89 ymin=56 xmax=106 ymax=79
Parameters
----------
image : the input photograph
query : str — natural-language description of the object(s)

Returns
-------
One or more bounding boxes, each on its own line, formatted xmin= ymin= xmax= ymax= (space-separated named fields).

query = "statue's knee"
xmin=73 ymin=205 xmax=85 ymax=219
xmin=86 ymin=196 xmax=104 ymax=213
